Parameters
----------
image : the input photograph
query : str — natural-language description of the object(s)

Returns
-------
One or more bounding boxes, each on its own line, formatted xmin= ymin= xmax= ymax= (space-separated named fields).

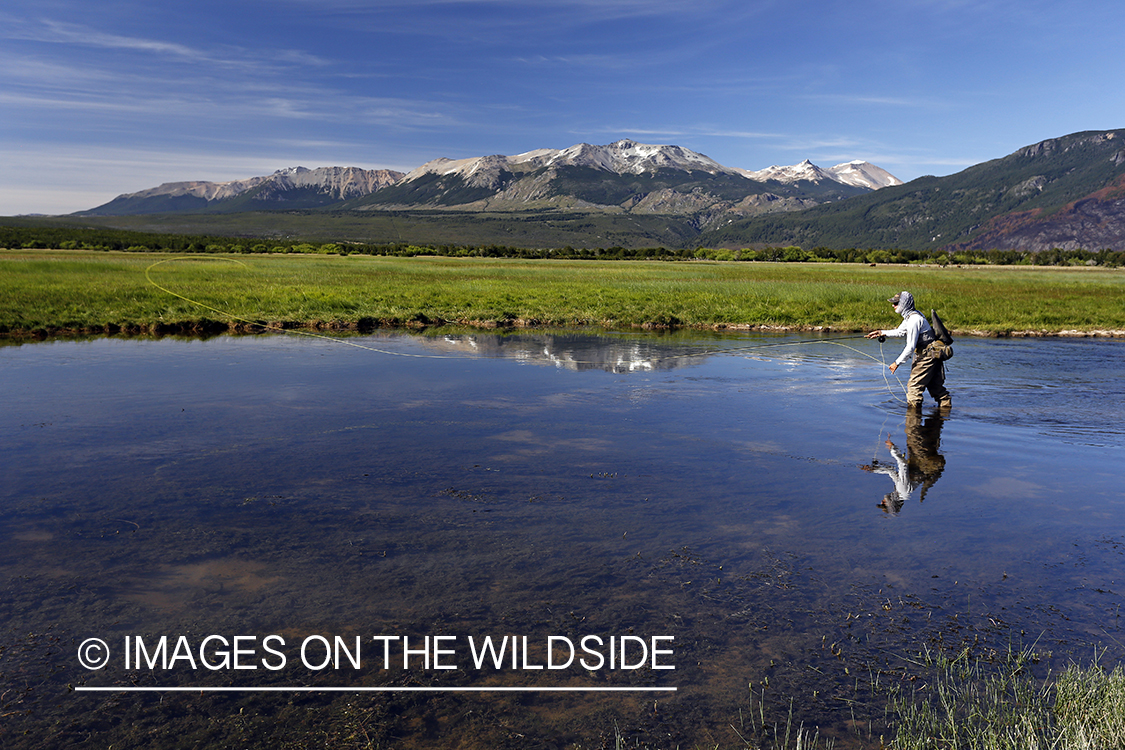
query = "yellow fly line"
xmin=144 ymin=256 xmax=464 ymax=358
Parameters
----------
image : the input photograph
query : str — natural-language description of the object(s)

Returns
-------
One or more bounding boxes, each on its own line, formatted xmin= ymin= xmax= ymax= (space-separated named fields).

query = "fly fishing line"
xmin=145 ymin=256 xmax=910 ymax=402
xmin=145 ymin=257 xmax=466 ymax=359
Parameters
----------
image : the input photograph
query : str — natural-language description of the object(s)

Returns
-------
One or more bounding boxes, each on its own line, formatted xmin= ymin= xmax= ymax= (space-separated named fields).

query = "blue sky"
xmin=2 ymin=0 xmax=1123 ymax=214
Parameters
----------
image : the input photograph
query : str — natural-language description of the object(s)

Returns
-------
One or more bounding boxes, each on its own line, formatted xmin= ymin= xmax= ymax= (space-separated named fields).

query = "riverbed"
xmin=2 ymin=330 xmax=1122 ymax=748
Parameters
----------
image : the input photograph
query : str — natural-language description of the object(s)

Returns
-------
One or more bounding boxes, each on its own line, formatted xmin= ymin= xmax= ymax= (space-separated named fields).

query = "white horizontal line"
xmin=75 ymin=686 xmax=677 ymax=693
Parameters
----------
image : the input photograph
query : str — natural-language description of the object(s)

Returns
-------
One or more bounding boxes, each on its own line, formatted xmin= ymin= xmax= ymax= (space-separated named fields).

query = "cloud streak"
xmin=3 ymin=15 xmax=331 ymax=71
xmin=3 ymin=0 xmax=1125 ymax=213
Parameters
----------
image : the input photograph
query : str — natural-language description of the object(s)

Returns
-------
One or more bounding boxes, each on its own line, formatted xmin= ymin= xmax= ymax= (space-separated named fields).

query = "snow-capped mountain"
xmin=514 ymin=140 xmax=734 ymax=175
xmin=67 ymin=129 xmax=1125 ymax=253
xmin=359 ymin=141 xmax=900 ymax=221
xmin=80 ymin=140 xmax=901 ymax=219
xmin=401 ymin=140 xmax=741 ymax=190
xmin=400 ymin=141 xmax=899 ymax=196
xmin=739 ymin=159 xmax=835 ymax=184
xmin=825 ymin=160 xmax=902 ymax=190
xmin=741 ymin=159 xmax=902 ymax=190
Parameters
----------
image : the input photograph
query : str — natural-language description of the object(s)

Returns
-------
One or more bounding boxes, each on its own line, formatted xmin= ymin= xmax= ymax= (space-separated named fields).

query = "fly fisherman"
xmin=865 ymin=291 xmax=952 ymax=409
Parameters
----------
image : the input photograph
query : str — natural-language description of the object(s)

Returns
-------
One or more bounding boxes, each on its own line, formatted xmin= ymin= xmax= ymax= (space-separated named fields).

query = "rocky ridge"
xmin=403 ymin=140 xmax=899 ymax=191
xmin=81 ymin=140 xmax=900 ymax=218
xmin=81 ymin=166 xmax=404 ymax=215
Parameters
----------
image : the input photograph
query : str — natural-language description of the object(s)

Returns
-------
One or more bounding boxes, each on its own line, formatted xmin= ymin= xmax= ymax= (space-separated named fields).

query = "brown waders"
xmin=907 ymin=341 xmax=952 ymax=409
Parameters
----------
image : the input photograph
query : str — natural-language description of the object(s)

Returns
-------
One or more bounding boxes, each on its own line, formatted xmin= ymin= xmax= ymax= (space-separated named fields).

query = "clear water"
xmin=2 ymin=331 xmax=1122 ymax=748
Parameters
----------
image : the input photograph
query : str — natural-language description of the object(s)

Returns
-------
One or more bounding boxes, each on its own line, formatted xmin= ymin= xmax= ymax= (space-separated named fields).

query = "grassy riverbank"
xmin=758 ymin=646 xmax=1125 ymax=750
xmin=2 ymin=249 xmax=1124 ymax=337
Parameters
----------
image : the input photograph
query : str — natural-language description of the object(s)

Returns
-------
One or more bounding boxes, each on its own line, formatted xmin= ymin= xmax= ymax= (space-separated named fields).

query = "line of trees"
xmin=2 ymin=225 xmax=1123 ymax=267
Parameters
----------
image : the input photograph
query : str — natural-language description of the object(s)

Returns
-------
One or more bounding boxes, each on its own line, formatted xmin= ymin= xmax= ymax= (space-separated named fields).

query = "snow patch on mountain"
xmin=739 ymin=159 xmax=834 ymax=184
xmin=826 ymin=161 xmax=903 ymax=190
xmin=739 ymin=159 xmax=901 ymax=189
xmin=85 ymin=142 xmax=902 ymax=217
xmin=532 ymin=140 xmax=733 ymax=174
xmin=121 ymin=175 xmax=271 ymax=202
xmin=405 ymin=139 xmax=740 ymax=183
xmin=405 ymin=141 xmax=901 ymax=191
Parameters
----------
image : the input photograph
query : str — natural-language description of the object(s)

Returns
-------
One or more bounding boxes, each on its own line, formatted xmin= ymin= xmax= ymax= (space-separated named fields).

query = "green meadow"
xmin=2 ymin=249 xmax=1123 ymax=336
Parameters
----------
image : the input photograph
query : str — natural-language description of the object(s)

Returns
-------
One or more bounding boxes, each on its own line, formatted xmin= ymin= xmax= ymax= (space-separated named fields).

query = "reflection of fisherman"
xmin=861 ymin=410 xmax=948 ymax=513
xmin=865 ymin=291 xmax=952 ymax=409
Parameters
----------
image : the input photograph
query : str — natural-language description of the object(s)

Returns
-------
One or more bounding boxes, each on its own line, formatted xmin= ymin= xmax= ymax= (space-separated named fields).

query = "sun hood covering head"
xmin=889 ymin=291 xmax=916 ymax=318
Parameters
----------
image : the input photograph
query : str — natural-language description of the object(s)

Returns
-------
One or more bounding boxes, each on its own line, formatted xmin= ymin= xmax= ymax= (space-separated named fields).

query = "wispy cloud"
xmin=3 ymin=16 xmax=331 ymax=70
xmin=273 ymin=0 xmax=775 ymax=51
xmin=1 ymin=37 xmax=458 ymax=130
xmin=0 ymin=139 xmax=423 ymax=215
xmin=32 ymin=19 xmax=207 ymax=59
xmin=512 ymin=54 xmax=640 ymax=71
xmin=588 ymin=126 xmax=785 ymax=141
xmin=801 ymin=93 xmax=950 ymax=109
xmin=278 ymin=0 xmax=751 ymax=20
xmin=0 ymin=145 xmax=274 ymax=214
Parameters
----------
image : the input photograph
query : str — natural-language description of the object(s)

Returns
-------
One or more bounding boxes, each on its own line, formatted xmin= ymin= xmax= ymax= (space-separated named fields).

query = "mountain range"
xmin=79 ymin=140 xmax=900 ymax=229
xmin=83 ymin=166 xmax=403 ymax=215
xmin=699 ymin=129 xmax=1125 ymax=252
xmin=73 ymin=131 xmax=1125 ymax=252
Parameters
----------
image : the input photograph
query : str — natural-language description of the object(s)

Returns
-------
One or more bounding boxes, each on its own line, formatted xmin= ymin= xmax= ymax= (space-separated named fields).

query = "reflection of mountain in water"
xmin=413 ymin=332 xmax=710 ymax=373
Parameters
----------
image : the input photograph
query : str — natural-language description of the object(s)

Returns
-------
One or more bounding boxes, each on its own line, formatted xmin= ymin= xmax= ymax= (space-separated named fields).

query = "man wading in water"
xmin=865 ymin=291 xmax=953 ymax=409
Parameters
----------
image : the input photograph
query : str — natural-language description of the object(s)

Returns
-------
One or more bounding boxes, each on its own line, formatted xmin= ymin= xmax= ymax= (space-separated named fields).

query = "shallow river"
xmin=2 ymin=330 xmax=1122 ymax=748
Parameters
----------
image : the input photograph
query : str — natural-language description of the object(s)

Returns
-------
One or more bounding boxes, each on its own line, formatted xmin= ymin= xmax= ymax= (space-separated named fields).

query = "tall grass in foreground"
xmin=729 ymin=648 xmax=1125 ymax=750
xmin=736 ymin=689 xmax=837 ymax=750
xmin=887 ymin=647 xmax=1125 ymax=750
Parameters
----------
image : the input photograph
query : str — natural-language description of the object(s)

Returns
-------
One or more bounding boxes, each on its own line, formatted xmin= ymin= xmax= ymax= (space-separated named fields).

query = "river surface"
xmin=2 ymin=330 xmax=1122 ymax=748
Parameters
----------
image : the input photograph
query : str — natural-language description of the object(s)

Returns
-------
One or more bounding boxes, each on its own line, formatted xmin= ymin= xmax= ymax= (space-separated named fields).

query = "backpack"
xmin=930 ymin=309 xmax=954 ymax=360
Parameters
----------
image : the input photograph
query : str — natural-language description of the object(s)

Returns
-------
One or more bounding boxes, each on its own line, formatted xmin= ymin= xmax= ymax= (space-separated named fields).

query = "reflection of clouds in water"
xmin=12 ymin=528 xmax=55 ymax=543
xmin=9 ymin=525 xmax=73 ymax=580
xmin=395 ymin=399 xmax=437 ymax=409
xmin=729 ymin=514 xmax=800 ymax=538
xmin=488 ymin=428 xmax=615 ymax=459
xmin=540 ymin=390 xmax=599 ymax=407
xmin=971 ymin=476 xmax=1044 ymax=500
xmin=117 ymin=558 xmax=282 ymax=612
xmin=460 ymin=397 xmax=540 ymax=414
xmin=733 ymin=440 xmax=790 ymax=457
xmin=461 ymin=391 xmax=609 ymax=415
xmin=622 ymin=385 xmax=672 ymax=404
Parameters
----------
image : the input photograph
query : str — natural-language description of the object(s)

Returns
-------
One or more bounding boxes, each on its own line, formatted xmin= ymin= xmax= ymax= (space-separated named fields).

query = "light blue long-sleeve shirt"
xmin=881 ymin=312 xmax=929 ymax=367
xmin=879 ymin=291 xmax=935 ymax=367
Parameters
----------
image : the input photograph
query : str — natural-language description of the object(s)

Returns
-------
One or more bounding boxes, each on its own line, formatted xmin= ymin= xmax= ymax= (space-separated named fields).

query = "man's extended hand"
xmin=889 ymin=363 xmax=899 ymax=374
